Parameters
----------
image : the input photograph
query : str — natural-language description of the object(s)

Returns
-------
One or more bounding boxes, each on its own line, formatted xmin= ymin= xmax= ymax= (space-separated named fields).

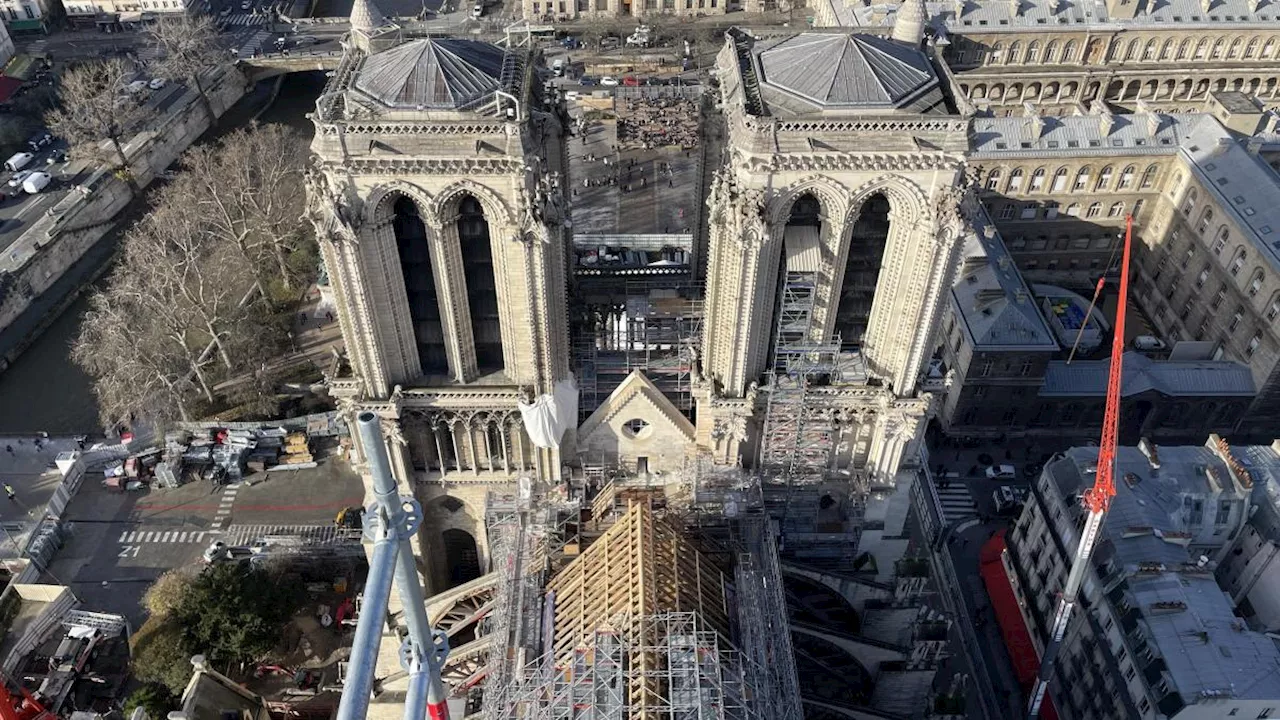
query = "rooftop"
xmin=1043 ymin=444 xmax=1280 ymax=701
xmin=1179 ymin=117 xmax=1280 ymax=274
xmin=756 ymin=34 xmax=936 ymax=109
xmin=969 ymin=112 xmax=1192 ymax=158
xmin=1041 ymin=351 xmax=1257 ymax=397
xmin=950 ymin=207 xmax=1059 ymax=350
xmin=830 ymin=0 xmax=1280 ymax=32
xmin=352 ymin=38 xmax=506 ymax=111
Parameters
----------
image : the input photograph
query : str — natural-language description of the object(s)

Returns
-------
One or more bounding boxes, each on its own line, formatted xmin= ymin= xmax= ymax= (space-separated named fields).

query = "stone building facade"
xmin=815 ymin=0 xmax=1280 ymax=117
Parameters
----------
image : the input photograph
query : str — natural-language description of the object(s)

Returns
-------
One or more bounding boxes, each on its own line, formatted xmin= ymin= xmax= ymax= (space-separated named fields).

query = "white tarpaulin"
xmin=518 ymin=377 xmax=578 ymax=449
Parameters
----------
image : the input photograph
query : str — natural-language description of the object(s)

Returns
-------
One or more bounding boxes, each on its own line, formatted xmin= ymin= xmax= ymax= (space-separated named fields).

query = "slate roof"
xmin=756 ymin=33 xmax=936 ymax=109
xmin=353 ymin=38 xmax=505 ymax=110
xmin=951 ymin=206 xmax=1058 ymax=350
xmin=831 ymin=0 xmax=1280 ymax=32
xmin=1040 ymin=351 xmax=1256 ymax=397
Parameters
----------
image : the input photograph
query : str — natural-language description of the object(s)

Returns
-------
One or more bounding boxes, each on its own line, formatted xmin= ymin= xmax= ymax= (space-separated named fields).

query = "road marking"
xmin=118 ymin=530 xmax=210 ymax=545
xmin=222 ymin=524 xmax=361 ymax=546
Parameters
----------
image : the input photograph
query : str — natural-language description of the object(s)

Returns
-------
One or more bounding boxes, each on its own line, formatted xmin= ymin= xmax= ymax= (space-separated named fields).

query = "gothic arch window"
xmin=1086 ymin=202 xmax=1103 ymax=218
xmin=1073 ymin=167 xmax=1092 ymax=191
xmin=1213 ymin=227 xmax=1229 ymax=255
xmin=770 ymin=191 xmax=825 ymax=359
xmin=1051 ymin=167 xmax=1069 ymax=192
xmin=1211 ymin=37 xmax=1225 ymax=59
xmin=1264 ymin=37 xmax=1277 ymax=58
xmin=1247 ymin=269 xmax=1266 ymax=297
xmin=1031 ymin=167 xmax=1047 ymax=192
xmin=835 ymin=193 xmax=892 ymax=349
xmin=1143 ymin=39 xmax=1157 ymax=60
xmin=1198 ymin=208 xmax=1214 ymax=235
xmin=1195 ymin=38 xmax=1209 ymax=59
xmin=1140 ymin=164 xmax=1159 ymax=189
xmin=1065 ymin=202 xmax=1081 ymax=217
xmin=1176 ymin=38 xmax=1191 ymax=60
xmin=1096 ymin=165 xmax=1114 ymax=191
xmin=457 ymin=195 xmax=505 ymax=373
xmin=1118 ymin=165 xmax=1136 ymax=189
xmin=1182 ymin=187 xmax=1198 ymax=215
xmin=1044 ymin=40 xmax=1058 ymax=63
xmin=1108 ymin=202 xmax=1125 ymax=218
xmin=1026 ymin=41 xmax=1040 ymax=63
xmin=1229 ymin=248 xmax=1247 ymax=277
xmin=1124 ymin=39 xmax=1139 ymax=61
xmin=985 ymin=168 xmax=1003 ymax=190
xmin=393 ymin=195 xmax=449 ymax=375
xmin=1007 ymin=167 xmax=1025 ymax=192
xmin=1228 ymin=36 xmax=1243 ymax=58
xmin=1265 ymin=292 xmax=1280 ymax=323
xmin=1061 ymin=40 xmax=1076 ymax=62
xmin=441 ymin=528 xmax=482 ymax=587
xmin=1160 ymin=38 xmax=1174 ymax=59
xmin=991 ymin=42 xmax=1004 ymax=64
xmin=1245 ymin=37 xmax=1259 ymax=58
xmin=1008 ymin=41 xmax=1022 ymax=64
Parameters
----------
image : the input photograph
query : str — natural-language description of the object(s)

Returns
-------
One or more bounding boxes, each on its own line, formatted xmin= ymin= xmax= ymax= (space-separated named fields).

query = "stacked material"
xmin=281 ymin=431 xmax=313 ymax=465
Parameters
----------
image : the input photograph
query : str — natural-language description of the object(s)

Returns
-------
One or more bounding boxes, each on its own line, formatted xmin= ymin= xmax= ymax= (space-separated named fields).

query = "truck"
xmin=22 ymin=171 xmax=51 ymax=194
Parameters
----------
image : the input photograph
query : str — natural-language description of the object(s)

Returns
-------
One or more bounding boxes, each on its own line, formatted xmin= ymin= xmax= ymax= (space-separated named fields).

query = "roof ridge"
xmin=846 ymin=36 xmax=891 ymax=103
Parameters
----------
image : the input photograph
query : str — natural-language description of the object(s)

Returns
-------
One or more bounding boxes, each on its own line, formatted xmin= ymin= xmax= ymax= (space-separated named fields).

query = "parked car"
xmin=7 ymin=170 xmax=33 ymax=188
xmin=552 ymin=58 xmax=564 ymax=76
xmin=1133 ymin=335 xmax=1167 ymax=351
xmin=126 ymin=79 xmax=150 ymax=94
xmin=559 ymin=36 xmax=580 ymax=49
xmin=599 ymin=76 xmax=619 ymax=87
xmin=26 ymin=131 xmax=53 ymax=150
xmin=45 ymin=149 xmax=67 ymax=165
xmin=4 ymin=152 xmax=33 ymax=172
xmin=984 ymin=464 xmax=1017 ymax=480
xmin=202 ymin=541 xmax=255 ymax=564
xmin=564 ymin=90 xmax=580 ymax=101
xmin=579 ymin=75 xmax=597 ymax=86
xmin=992 ymin=485 xmax=1027 ymax=515
xmin=22 ymin=171 xmax=51 ymax=194
xmin=470 ymin=1 xmax=482 ymax=17
xmin=621 ymin=75 xmax=641 ymax=86
xmin=149 ymin=78 xmax=167 ymax=90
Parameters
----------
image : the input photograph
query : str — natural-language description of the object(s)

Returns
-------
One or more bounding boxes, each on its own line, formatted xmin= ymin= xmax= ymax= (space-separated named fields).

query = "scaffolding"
xmin=570 ymin=278 xmax=704 ymax=423
xmin=480 ymin=482 xmax=803 ymax=720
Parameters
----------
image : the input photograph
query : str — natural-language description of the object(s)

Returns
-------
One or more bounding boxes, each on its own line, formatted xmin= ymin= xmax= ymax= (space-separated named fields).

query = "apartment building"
xmin=0 ymin=18 xmax=13 ymax=66
xmin=0 ymin=0 xmax=59 ymax=33
xmin=815 ymin=0 xmax=1280 ymax=117
xmin=1216 ymin=440 xmax=1280 ymax=631
xmin=1005 ymin=438 xmax=1280 ymax=719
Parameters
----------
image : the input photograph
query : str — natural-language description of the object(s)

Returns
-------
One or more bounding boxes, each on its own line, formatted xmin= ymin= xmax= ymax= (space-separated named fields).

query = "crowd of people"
xmin=617 ymin=97 xmax=700 ymax=150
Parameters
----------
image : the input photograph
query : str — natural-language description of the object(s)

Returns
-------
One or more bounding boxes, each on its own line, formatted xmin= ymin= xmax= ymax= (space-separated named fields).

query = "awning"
xmin=0 ymin=76 xmax=21 ymax=104
xmin=5 ymin=18 xmax=44 ymax=31
xmin=118 ymin=11 xmax=143 ymax=21
xmin=979 ymin=532 xmax=1060 ymax=720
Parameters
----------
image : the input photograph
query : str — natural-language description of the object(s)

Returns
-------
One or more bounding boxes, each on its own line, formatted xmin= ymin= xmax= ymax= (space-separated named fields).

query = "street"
xmin=48 ymin=452 xmax=365 ymax=628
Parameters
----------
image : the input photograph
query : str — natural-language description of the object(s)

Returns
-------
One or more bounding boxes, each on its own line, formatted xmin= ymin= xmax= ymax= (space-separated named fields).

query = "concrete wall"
xmin=0 ymin=67 xmax=249 ymax=358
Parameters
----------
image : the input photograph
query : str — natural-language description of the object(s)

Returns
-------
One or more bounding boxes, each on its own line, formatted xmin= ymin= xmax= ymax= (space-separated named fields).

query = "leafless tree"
xmin=175 ymin=123 xmax=312 ymax=295
xmin=44 ymin=58 xmax=149 ymax=189
xmin=73 ymin=280 xmax=203 ymax=429
xmin=147 ymin=14 xmax=226 ymax=125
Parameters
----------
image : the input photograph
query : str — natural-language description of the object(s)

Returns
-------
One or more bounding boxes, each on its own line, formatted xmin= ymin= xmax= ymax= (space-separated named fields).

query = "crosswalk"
xmin=223 ymin=13 xmax=268 ymax=27
xmin=119 ymin=529 xmax=214 ymax=545
xmin=934 ymin=482 xmax=979 ymax=524
xmin=236 ymin=29 xmax=273 ymax=57
xmin=221 ymin=524 xmax=362 ymax=546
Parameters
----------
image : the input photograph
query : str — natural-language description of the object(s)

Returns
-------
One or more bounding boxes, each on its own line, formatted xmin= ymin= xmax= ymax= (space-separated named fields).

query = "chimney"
xmin=1247 ymin=136 xmax=1265 ymax=155
xmin=1024 ymin=101 xmax=1045 ymax=137
xmin=954 ymin=0 xmax=965 ymax=16
xmin=1048 ymin=0 xmax=1060 ymax=10
xmin=1010 ymin=0 xmax=1021 ymax=15
xmin=983 ymin=225 xmax=997 ymax=239
xmin=1248 ymin=0 xmax=1261 ymax=10
xmin=1100 ymin=112 xmax=1116 ymax=136
xmin=1201 ymin=0 xmax=1213 ymax=12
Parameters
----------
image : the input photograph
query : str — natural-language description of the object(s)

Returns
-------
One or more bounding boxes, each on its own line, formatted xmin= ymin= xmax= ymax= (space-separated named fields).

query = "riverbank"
xmin=0 ymin=72 xmax=319 ymax=435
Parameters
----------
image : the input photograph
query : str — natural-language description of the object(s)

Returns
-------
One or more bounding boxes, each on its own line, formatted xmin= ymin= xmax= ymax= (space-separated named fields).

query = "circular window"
xmin=622 ymin=418 xmax=652 ymax=439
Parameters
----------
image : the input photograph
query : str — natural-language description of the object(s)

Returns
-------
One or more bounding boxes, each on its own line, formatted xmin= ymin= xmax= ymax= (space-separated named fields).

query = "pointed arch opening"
xmin=769 ymin=192 xmax=826 ymax=363
xmin=393 ymin=195 xmax=449 ymax=375
xmin=442 ymin=528 xmax=482 ymax=587
xmin=834 ymin=192 xmax=891 ymax=349
xmin=457 ymin=195 xmax=505 ymax=374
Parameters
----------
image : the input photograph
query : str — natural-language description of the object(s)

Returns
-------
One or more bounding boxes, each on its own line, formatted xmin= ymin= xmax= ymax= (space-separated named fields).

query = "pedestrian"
xmin=4 ymin=485 xmax=14 ymax=501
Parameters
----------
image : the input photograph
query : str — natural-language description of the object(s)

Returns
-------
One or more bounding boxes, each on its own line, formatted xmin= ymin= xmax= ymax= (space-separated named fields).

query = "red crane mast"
xmin=1026 ymin=215 xmax=1133 ymax=719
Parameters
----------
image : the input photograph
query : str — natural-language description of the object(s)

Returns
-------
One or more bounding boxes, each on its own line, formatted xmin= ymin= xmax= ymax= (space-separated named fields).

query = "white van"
xmin=985 ymin=464 xmax=1017 ymax=480
xmin=552 ymin=58 xmax=564 ymax=76
xmin=22 ymin=171 xmax=51 ymax=194
xmin=4 ymin=152 xmax=33 ymax=172
xmin=471 ymin=2 xmax=482 ymax=17
xmin=1133 ymin=335 xmax=1167 ymax=352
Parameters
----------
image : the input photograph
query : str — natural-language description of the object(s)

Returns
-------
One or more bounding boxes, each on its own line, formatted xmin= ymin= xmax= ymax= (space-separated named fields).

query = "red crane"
xmin=0 ymin=672 xmax=52 ymax=720
xmin=1026 ymin=215 xmax=1133 ymax=719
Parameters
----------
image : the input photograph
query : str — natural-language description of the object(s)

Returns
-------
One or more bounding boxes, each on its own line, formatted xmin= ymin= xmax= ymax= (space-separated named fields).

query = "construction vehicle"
xmin=0 ymin=670 xmax=53 ymax=720
xmin=1026 ymin=216 xmax=1134 ymax=718
xmin=335 ymin=506 xmax=363 ymax=529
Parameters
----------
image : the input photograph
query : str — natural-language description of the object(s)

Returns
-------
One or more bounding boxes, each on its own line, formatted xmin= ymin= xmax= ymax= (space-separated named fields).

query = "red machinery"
xmin=0 ymin=673 xmax=52 ymax=720
xmin=1027 ymin=215 xmax=1133 ymax=718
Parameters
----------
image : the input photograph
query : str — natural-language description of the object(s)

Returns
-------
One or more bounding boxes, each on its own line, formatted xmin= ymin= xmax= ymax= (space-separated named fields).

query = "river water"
xmin=0 ymin=71 xmax=328 ymax=435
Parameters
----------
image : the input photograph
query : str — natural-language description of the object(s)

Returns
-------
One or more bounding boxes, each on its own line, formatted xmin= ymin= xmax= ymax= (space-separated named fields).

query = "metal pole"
xmin=335 ymin=525 xmax=399 ymax=720
xmin=354 ymin=412 xmax=451 ymax=720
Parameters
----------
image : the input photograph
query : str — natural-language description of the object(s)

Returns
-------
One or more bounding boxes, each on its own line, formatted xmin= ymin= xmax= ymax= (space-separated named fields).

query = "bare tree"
xmin=45 ymin=58 xmax=149 ymax=189
xmin=176 ymin=124 xmax=312 ymax=295
xmin=147 ymin=14 xmax=226 ymax=126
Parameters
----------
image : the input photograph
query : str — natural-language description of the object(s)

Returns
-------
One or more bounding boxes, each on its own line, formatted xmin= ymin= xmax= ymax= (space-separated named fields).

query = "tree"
xmin=123 ymin=683 xmax=179 ymax=720
xmin=171 ymin=562 xmax=305 ymax=665
xmin=175 ymin=124 xmax=312 ymax=296
xmin=44 ymin=58 xmax=148 ymax=190
xmin=147 ymin=14 xmax=226 ymax=126
xmin=131 ymin=618 xmax=195 ymax=695
xmin=143 ymin=566 xmax=199 ymax=617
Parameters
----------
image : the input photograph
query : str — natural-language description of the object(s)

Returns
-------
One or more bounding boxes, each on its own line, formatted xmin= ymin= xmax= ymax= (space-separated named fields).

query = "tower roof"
xmin=757 ymin=33 xmax=934 ymax=109
xmin=891 ymin=0 xmax=927 ymax=44
xmin=349 ymin=0 xmax=386 ymax=33
xmin=353 ymin=38 xmax=506 ymax=110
